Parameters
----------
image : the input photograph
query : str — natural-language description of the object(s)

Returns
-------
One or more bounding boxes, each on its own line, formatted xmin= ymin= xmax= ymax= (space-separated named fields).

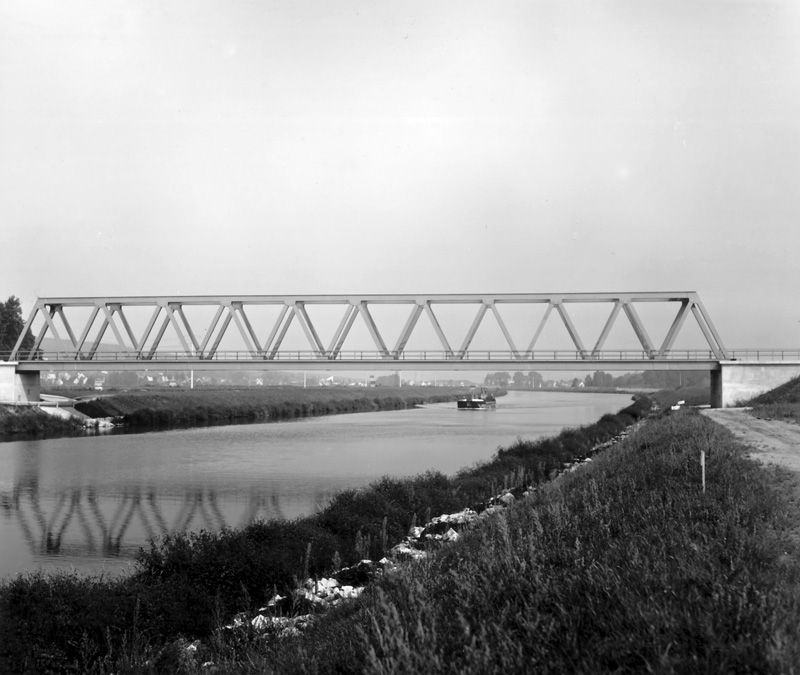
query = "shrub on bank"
xmin=135 ymin=520 xmax=340 ymax=619
xmin=0 ymin=406 xmax=84 ymax=438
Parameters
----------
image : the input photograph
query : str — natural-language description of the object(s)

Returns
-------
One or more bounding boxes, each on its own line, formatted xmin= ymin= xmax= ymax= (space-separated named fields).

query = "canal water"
xmin=0 ymin=391 xmax=633 ymax=579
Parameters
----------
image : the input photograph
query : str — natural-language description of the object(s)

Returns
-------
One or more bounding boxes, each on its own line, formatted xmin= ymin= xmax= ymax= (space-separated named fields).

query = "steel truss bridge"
xmin=8 ymin=291 xmax=742 ymax=372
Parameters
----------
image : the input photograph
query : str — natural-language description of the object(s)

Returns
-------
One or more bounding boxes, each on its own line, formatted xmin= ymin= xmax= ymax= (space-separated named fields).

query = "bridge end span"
xmin=711 ymin=361 xmax=800 ymax=408
xmin=0 ymin=362 xmax=41 ymax=404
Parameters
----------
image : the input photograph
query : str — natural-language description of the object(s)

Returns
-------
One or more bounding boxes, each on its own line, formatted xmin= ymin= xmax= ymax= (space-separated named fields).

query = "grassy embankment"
xmin=745 ymin=375 xmax=800 ymax=424
xmin=4 ymin=388 xmax=800 ymax=673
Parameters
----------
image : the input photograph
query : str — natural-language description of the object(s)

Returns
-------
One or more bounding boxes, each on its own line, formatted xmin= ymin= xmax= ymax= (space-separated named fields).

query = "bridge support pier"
xmin=711 ymin=361 xmax=800 ymax=408
xmin=0 ymin=363 xmax=41 ymax=404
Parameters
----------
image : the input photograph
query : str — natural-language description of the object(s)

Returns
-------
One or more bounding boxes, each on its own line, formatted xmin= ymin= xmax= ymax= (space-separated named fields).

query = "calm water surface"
xmin=0 ymin=391 xmax=633 ymax=579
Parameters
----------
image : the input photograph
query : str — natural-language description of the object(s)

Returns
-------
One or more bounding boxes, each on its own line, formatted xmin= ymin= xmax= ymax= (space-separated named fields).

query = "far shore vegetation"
xmin=0 ymin=385 xmax=480 ymax=440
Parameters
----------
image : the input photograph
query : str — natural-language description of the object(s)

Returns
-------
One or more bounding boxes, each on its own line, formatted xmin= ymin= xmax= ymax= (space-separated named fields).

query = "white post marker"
xmin=701 ymin=450 xmax=706 ymax=493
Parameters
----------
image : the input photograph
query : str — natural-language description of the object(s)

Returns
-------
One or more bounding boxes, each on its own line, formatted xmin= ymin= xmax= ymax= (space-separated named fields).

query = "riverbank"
xmin=0 ymin=386 xmax=479 ymax=440
xmin=0 ymin=395 xmax=649 ymax=674
xmin=73 ymin=385 xmax=476 ymax=427
xmin=4 ymin=391 xmax=799 ymax=673
xmin=0 ymin=404 xmax=85 ymax=438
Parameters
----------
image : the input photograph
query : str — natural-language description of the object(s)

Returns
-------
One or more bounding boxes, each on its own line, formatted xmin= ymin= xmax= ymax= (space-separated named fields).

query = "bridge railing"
xmin=0 ymin=349 xmax=762 ymax=363
xmin=6 ymin=349 xmax=800 ymax=364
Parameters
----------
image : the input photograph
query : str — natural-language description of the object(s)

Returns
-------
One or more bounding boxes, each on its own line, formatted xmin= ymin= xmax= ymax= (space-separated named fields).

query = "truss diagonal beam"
xmin=525 ymin=303 xmax=554 ymax=356
xmin=622 ymin=302 xmax=655 ymax=354
xmin=657 ymin=300 xmax=691 ymax=357
xmin=458 ymin=304 xmax=488 ymax=358
xmin=102 ymin=306 xmax=131 ymax=353
xmin=592 ymin=301 xmax=622 ymax=357
xmin=114 ymin=306 xmax=140 ymax=352
xmin=176 ymin=307 xmax=202 ymax=353
xmin=263 ymin=305 xmax=290 ymax=357
xmin=490 ymin=304 xmax=520 ymax=358
xmin=229 ymin=303 xmax=260 ymax=355
xmin=137 ymin=307 xmax=162 ymax=358
xmin=424 ymin=303 xmax=453 ymax=357
xmin=164 ymin=305 xmax=193 ymax=355
xmin=268 ymin=306 xmax=296 ymax=359
xmin=555 ymin=303 xmax=588 ymax=357
xmin=691 ymin=303 xmax=727 ymax=359
xmin=293 ymin=303 xmax=325 ymax=357
xmin=329 ymin=305 xmax=358 ymax=358
xmin=54 ymin=306 xmax=79 ymax=350
xmin=393 ymin=304 xmax=424 ymax=357
xmin=358 ymin=302 xmax=389 ymax=357
xmin=199 ymin=306 xmax=225 ymax=354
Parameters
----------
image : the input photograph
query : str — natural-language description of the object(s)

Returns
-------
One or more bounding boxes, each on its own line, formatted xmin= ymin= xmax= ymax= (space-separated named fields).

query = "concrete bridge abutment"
xmin=711 ymin=361 xmax=800 ymax=408
xmin=0 ymin=363 xmax=41 ymax=404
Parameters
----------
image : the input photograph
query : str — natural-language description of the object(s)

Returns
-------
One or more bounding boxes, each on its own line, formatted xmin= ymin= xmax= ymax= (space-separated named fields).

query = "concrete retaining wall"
xmin=711 ymin=361 xmax=800 ymax=408
xmin=0 ymin=363 xmax=41 ymax=403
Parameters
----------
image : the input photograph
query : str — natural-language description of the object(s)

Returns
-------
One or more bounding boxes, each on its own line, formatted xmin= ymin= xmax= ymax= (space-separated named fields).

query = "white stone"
xmin=443 ymin=528 xmax=460 ymax=542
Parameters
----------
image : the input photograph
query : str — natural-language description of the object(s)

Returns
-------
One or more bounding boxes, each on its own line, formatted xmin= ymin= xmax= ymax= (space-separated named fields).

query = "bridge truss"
xmin=10 ymin=292 xmax=729 ymax=371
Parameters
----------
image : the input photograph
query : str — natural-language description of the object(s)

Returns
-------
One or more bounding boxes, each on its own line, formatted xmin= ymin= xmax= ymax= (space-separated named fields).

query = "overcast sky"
xmin=2 ymin=0 xmax=799 ymax=349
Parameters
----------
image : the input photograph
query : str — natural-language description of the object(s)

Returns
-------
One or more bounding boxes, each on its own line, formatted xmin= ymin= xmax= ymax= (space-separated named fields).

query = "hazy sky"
xmin=2 ymin=0 xmax=799 ymax=349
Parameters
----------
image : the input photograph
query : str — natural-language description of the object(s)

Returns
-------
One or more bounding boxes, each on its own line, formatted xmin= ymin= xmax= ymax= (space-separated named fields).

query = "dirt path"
xmin=701 ymin=408 xmax=800 ymax=472
xmin=702 ymin=408 xmax=800 ymax=551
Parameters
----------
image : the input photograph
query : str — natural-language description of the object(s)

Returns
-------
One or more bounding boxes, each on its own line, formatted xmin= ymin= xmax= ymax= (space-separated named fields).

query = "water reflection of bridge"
xmin=1 ymin=485 xmax=335 ymax=560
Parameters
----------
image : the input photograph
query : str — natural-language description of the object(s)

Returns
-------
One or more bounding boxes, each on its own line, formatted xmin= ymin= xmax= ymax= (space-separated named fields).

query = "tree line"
xmin=0 ymin=296 xmax=34 ymax=359
xmin=485 ymin=369 xmax=710 ymax=389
